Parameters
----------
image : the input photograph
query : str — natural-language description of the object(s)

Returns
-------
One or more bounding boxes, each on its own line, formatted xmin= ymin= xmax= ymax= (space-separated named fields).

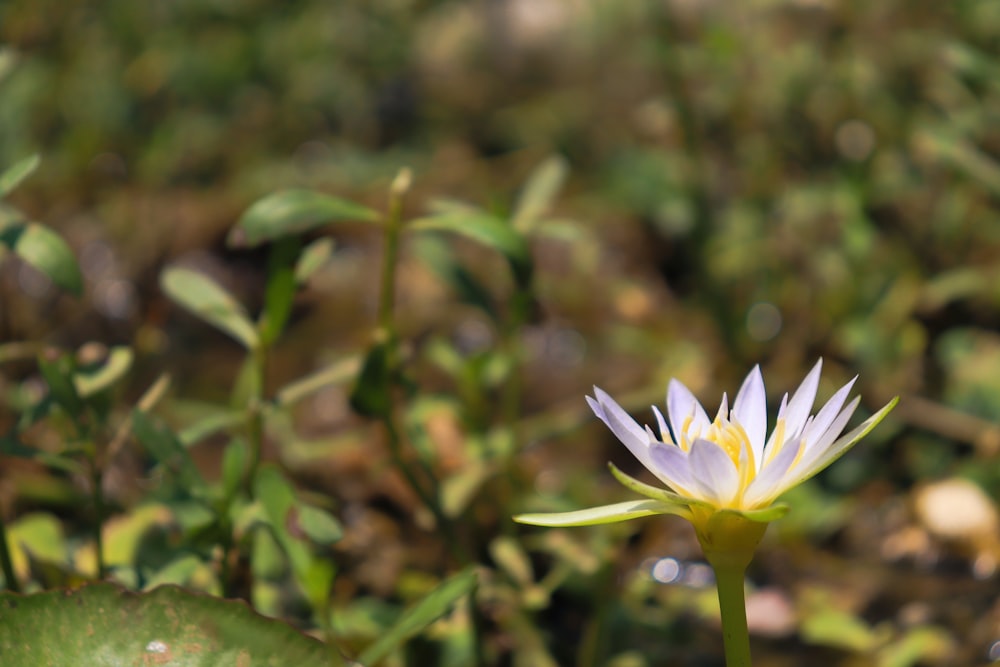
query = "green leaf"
xmin=489 ymin=536 xmax=534 ymax=587
xmin=160 ymin=266 xmax=259 ymax=350
xmin=253 ymin=465 xmax=335 ymax=607
xmin=259 ymin=237 xmax=301 ymax=346
xmin=274 ymin=355 xmax=361 ymax=407
xmin=0 ymin=583 xmax=330 ymax=665
xmin=724 ymin=505 xmax=790 ymax=523
xmin=357 ymin=568 xmax=478 ymax=666
xmin=0 ymin=154 xmax=40 ymax=198
xmin=513 ymin=499 xmax=690 ymax=527
xmin=349 ymin=338 xmax=394 ymax=419
xmin=73 ymin=346 xmax=133 ymax=397
xmin=131 ymin=410 xmax=207 ymax=496
xmin=220 ymin=438 xmax=249 ymax=500
xmin=511 ymin=155 xmax=568 ymax=233
xmin=37 ymin=349 xmax=83 ymax=417
xmin=7 ymin=512 xmax=66 ymax=581
xmin=409 ymin=211 xmax=533 ymax=288
xmin=178 ymin=409 xmax=247 ymax=447
xmin=294 ymin=237 xmax=336 ymax=283
xmin=229 ymin=189 xmax=379 ymax=248
xmin=0 ymin=222 xmax=83 ymax=296
xmin=295 ymin=505 xmax=343 ymax=546
xmin=413 ymin=237 xmax=497 ymax=318
xmin=608 ymin=462 xmax=713 ymax=510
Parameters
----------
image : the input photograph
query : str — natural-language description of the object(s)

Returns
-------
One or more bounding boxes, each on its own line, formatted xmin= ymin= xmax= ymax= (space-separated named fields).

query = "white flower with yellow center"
xmin=516 ymin=360 xmax=897 ymax=542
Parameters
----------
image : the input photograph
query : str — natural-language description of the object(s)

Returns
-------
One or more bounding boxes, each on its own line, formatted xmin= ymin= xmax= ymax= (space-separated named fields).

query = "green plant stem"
xmin=712 ymin=563 xmax=752 ymax=667
xmin=247 ymin=344 xmax=267 ymax=488
xmin=0 ymin=516 xmax=20 ymax=592
xmin=90 ymin=462 xmax=107 ymax=580
xmin=377 ymin=172 xmax=407 ymax=333
xmin=373 ymin=171 xmax=485 ymax=666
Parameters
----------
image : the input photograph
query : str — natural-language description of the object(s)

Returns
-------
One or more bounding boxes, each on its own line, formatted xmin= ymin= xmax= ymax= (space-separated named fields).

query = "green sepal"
xmin=514 ymin=499 xmax=690 ymax=527
xmin=721 ymin=504 xmax=790 ymax=524
xmin=607 ymin=462 xmax=714 ymax=511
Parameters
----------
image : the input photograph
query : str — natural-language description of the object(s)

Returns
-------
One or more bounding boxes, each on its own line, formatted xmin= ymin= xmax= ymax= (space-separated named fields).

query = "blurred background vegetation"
xmin=3 ymin=0 xmax=1000 ymax=664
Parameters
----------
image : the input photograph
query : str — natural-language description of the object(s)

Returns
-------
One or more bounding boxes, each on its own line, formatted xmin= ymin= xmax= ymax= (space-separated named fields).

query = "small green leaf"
xmin=0 ymin=154 xmax=40 ymax=197
xmin=724 ymin=505 xmax=790 ymax=523
xmin=160 ymin=266 xmax=259 ymax=349
xmin=409 ymin=211 xmax=533 ymax=288
xmin=294 ymin=505 xmax=343 ymax=546
xmin=441 ymin=459 xmax=494 ymax=518
xmin=608 ymin=462 xmax=713 ymax=510
xmin=358 ymin=568 xmax=478 ymax=666
xmin=511 ymin=155 xmax=568 ymax=233
xmin=259 ymin=237 xmax=301 ymax=346
xmin=294 ymin=237 xmax=335 ymax=283
xmin=413 ymin=237 xmax=497 ymax=318
xmin=0 ymin=583 xmax=329 ymax=665
xmin=178 ymin=409 xmax=247 ymax=447
xmin=131 ymin=410 xmax=207 ymax=495
xmin=229 ymin=189 xmax=379 ymax=248
xmin=73 ymin=346 xmax=133 ymax=397
xmin=253 ymin=465 xmax=313 ymax=589
xmin=7 ymin=513 xmax=66 ymax=581
xmin=489 ymin=536 xmax=534 ymax=587
xmin=514 ymin=499 xmax=690 ymax=527
xmin=349 ymin=338 xmax=394 ymax=419
xmin=274 ymin=354 xmax=361 ymax=407
xmin=220 ymin=438 xmax=249 ymax=500
xmin=37 ymin=349 xmax=83 ymax=417
xmin=0 ymin=222 xmax=83 ymax=296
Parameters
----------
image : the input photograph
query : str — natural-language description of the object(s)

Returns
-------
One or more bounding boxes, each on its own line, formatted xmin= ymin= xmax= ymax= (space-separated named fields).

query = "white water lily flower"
xmin=515 ymin=360 xmax=897 ymax=535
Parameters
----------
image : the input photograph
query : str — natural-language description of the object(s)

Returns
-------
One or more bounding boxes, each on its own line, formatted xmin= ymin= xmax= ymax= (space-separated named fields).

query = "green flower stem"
xmin=695 ymin=510 xmax=767 ymax=667
xmin=711 ymin=561 xmax=752 ymax=667
xmin=0 ymin=516 xmax=20 ymax=592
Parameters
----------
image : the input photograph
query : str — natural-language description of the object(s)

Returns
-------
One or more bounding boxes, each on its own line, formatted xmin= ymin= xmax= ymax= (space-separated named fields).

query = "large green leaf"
xmin=0 ymin=583 xmax=330 ymax=666
xmin=357 ymin=568 xmax=478 ymax=666
xmin=0 ymin=222 xmax=83 ymax=296
xmin=160 ymin=266 xmax=259 ymax=350
xmin=229 ymin=189 xmax=379 ymax=248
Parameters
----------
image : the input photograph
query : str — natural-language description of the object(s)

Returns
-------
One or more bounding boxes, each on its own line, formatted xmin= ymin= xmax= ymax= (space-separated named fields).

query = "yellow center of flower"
xmin=671 ymin=412 xmax=795 ymax=508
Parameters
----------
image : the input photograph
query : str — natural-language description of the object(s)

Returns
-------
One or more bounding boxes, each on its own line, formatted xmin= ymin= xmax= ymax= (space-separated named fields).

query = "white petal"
xmin=743 ymin=437 xmax=802 ymax=506
xmin=783 ymin=359 xmax=823 ymax=438
xmin=667 ymin=379 xmax=710 ymax=440
xmin=687 ymin=438 xmax=740 ymax=506
xmin=716 ymin=392 xmax=729 ymax=421
xmin=807 ymin=396 xmax=860 ymax=455
xmin=790 ymin=396 xmax=862 ymax=483
xmin=733 ymin=365 xmax=767 ymax=463
xmin=801 ymin=375 xmax=857 ymax=450
xmin=588 ymin=391 xmax=655 ymax=471
xmin=651 ymin=405 xmax=670 ymax=442
xmin=649 ymin=442 xmax=697 ymax=492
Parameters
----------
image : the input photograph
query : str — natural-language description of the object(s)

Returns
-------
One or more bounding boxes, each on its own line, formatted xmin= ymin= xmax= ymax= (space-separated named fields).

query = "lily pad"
xmin=0 ymin=583 xmax=330 ymax=666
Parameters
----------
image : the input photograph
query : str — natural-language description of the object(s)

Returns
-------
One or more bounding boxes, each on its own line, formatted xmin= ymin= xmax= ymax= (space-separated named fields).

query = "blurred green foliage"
xmin=2 ymin=0 xmax=1000 ymax=665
